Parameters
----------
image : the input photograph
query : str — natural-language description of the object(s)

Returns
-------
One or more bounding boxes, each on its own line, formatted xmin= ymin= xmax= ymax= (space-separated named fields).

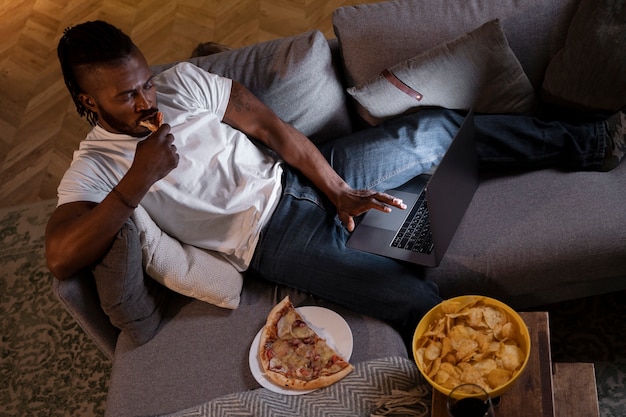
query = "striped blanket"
xmin=155 ymin=357 xmax=431 ymax=417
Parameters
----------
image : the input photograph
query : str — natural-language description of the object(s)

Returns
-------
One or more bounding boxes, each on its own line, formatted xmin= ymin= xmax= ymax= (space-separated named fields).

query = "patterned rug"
xmin=0 ymin=201 xmax=110 ymax=417
xmin=0 ymin=200 xmax=624 ymax=416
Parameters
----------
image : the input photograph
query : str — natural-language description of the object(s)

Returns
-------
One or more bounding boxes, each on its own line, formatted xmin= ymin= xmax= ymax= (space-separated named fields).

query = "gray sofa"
xmin=52 ymin=0 xmax=626 ymax=415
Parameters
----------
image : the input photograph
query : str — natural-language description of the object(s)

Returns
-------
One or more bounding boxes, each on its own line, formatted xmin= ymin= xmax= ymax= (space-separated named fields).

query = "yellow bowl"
xmin=412 ymin=295 xmax=531 ymax=399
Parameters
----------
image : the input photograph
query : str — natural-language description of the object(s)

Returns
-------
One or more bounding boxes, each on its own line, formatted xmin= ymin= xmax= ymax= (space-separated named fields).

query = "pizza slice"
xmin=258 ymin=296 xmax=354 ymax=390
xmin=139 ymin=111 xmax=163 ymax=132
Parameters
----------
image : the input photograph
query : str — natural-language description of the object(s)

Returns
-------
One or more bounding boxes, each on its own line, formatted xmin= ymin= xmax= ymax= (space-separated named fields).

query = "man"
xmin=47 ymin=21 xmax=624 ymax=334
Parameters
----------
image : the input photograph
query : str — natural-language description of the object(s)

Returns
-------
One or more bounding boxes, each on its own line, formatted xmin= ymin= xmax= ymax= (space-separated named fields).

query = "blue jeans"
xmin=474 ymin=111 xmax=606 ymax=170
xmin=249 ymin=109 xmax=607 ymax=331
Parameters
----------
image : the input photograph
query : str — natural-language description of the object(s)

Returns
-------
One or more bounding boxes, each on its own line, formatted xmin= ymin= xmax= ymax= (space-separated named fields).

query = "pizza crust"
xmin=258 ymin=296 xmax=354 ymax=390
xmin=265 ymin=358 xmax=354 ymax=390
xmin=139 ymin=111 xmax=163 ymax=132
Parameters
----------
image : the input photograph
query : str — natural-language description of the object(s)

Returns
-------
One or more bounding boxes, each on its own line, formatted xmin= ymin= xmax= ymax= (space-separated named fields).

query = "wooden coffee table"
xmin=430 ymin=312 xmax=600 ymax=417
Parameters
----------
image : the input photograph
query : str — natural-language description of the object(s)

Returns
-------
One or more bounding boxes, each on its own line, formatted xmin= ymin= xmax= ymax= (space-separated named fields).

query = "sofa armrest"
xmin=52 ymin=270 xmax=119 ymax=360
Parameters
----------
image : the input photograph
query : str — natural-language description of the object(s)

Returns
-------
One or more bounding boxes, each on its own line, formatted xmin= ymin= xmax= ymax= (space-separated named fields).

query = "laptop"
xmin=346 ymin=111 xmax=477 ymax=267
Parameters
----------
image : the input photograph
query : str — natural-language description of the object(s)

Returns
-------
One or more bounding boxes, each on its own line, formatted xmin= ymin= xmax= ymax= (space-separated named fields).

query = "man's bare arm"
xmin=46 ymin=199 xmax=134 ymax=280
xmin=222 ymin=81 xmax=405 ymax=231
xmin=46 ymin=125 xmax=179 ymax=280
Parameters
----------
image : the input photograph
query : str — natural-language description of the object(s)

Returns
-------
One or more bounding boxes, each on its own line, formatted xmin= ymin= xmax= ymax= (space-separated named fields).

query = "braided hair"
xmin=58 ymin=21 xmax=135 ymax=126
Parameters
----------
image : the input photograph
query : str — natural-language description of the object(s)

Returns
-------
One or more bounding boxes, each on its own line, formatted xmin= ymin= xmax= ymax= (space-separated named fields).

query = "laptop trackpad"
xmin=360 ymin=190 xmax=420 ymax=231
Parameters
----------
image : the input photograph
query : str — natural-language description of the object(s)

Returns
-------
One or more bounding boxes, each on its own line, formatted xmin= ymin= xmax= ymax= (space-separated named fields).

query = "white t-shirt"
xmin=57 ymin=62 xmax=284 ymax=271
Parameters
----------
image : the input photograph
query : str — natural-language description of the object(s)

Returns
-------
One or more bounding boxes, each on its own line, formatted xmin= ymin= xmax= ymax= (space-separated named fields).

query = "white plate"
xmin=248 ymin=306 xmax=354 ymax=395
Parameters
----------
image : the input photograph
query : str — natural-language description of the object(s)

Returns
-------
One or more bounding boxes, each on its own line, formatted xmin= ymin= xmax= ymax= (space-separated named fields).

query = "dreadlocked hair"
xmin=58 ymin=21 xmax=135 ymax=126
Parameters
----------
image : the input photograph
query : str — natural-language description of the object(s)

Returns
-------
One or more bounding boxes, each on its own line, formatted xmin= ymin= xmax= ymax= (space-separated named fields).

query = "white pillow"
xmin=132 ymin=206 xmax=243 ymax=309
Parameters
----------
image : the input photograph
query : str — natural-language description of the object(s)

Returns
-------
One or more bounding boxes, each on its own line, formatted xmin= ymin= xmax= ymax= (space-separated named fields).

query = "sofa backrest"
xmin=152 ymin=30 xmax=353 ymax=144
xmin=333 ymin=0 xmax=581 ymax=90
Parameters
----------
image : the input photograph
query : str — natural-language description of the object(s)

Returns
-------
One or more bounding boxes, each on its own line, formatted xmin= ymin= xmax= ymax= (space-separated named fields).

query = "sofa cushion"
xmin=92 ymin=217 xmax=165 ymax=346
xmin=152 ymin=30 xmax=352 ymax=144
xmin=132 ymin=205 xmax=244 ymax=309
xmin=347 ymin=20 xmax=535 ymax=125
xmin=105 ymin=276 xmax=408 ymax=417
xmin=426 ymin=159 xmax=626 ymax=309
xmin=332 ymin=0 xmax=580 ymax=91
xmin=541 ymin=0 xmax=626 ymax=113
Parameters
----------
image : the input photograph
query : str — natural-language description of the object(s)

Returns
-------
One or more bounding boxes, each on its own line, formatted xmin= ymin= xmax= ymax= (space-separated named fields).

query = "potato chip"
xmin=473 ymin=359 xmax=497 ymax=375
xmin=454 ymin=338 xmax=478 ymax=362
xmin=483 ymin=306 xmax=507 ymax=329
xmin=415 ymin=348 xmax=426 ymax=370
xmin=460 ymin=366 xmax=484 ymax=385
xmin=498 ymin=344 xmax=525 ymax=371
xmin=441 ymin=337 xmax=453 ymax=359
xmin=424 ymin=341 xmax=442 ymax=361
xmin=434 ymin=369 xmax=451 ymax=386
xmin=436 ymin=362 xmax=462 ymax=388
xmin=440 ymin=298 xmax=477 ymax=315
xmin=427 ymin=357 xmax=442 ymax=379
xmin=487 ymin=368 xmax=512 ymax=388
xmin=496 ymin=321 xmax=516 ymax=340
xmin=440 ymin=362 xmax=460 ymax=377
xmin=467 ymin=307 xmax=485 ymax=328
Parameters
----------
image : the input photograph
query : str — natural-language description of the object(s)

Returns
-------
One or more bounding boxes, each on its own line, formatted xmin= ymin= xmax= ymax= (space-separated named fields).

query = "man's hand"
xmin=335 ymin=189 xmax=407 ymax=232
xmin=130 ymin=123 xmax=179 ymax=185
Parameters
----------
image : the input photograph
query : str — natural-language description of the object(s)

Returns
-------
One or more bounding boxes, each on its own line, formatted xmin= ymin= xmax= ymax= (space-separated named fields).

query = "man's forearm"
xmin=45 ymin=173 xmax=153 ymax=280
xmin=273 ymin=122 xmax=351 ymax=207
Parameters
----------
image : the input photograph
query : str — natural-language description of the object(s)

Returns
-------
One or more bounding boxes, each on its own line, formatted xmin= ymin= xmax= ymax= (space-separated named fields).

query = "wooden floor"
xmin=0 ymin=0 xmax=378 ymax=209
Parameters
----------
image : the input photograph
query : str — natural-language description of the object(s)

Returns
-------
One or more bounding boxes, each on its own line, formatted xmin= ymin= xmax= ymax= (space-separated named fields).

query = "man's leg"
xmin=322 ymin=108 xmax=612 ymax=179
xmin=249 ymin=168 xmax=442 ymax=334
xmin=320 ymin=109 xmax=463 ymax=191
xmin=474 ymin=113 xmax=607 ymax=171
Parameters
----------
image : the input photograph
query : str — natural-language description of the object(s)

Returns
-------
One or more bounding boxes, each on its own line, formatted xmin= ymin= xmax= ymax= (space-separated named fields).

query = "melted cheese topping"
xmin=266 ymin=309 xmax=347 ymax=381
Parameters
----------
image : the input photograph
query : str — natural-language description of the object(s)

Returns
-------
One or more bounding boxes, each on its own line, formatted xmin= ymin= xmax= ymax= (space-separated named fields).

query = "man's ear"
xmin=79 ymin=94 xmax=97 ymax=111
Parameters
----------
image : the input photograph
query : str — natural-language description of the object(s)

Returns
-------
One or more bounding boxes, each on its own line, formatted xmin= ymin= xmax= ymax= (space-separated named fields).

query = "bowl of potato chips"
xmin=412 ymin=295 xmax=530 ymax=399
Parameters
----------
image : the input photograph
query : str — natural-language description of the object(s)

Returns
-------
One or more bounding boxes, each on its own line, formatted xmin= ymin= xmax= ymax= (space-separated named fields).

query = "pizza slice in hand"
xmin=139 ymin=111 xmax=163 ymax=132
xmin=259 ymin=296 xmax=354 ymax=390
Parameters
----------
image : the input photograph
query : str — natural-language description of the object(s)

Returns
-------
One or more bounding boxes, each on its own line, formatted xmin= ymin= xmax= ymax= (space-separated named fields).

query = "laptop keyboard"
xmin=390 ymin=193 xmax=434 ymax=254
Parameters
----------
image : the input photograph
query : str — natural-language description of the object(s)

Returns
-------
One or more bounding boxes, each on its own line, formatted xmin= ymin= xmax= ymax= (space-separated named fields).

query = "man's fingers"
xmin=338 ymin=211 xmax=356 ymax=232
xmin=373 ymin=193 xmax=407 ymax=210
xmin=345 ymin=217 xmax=355 ymax=232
